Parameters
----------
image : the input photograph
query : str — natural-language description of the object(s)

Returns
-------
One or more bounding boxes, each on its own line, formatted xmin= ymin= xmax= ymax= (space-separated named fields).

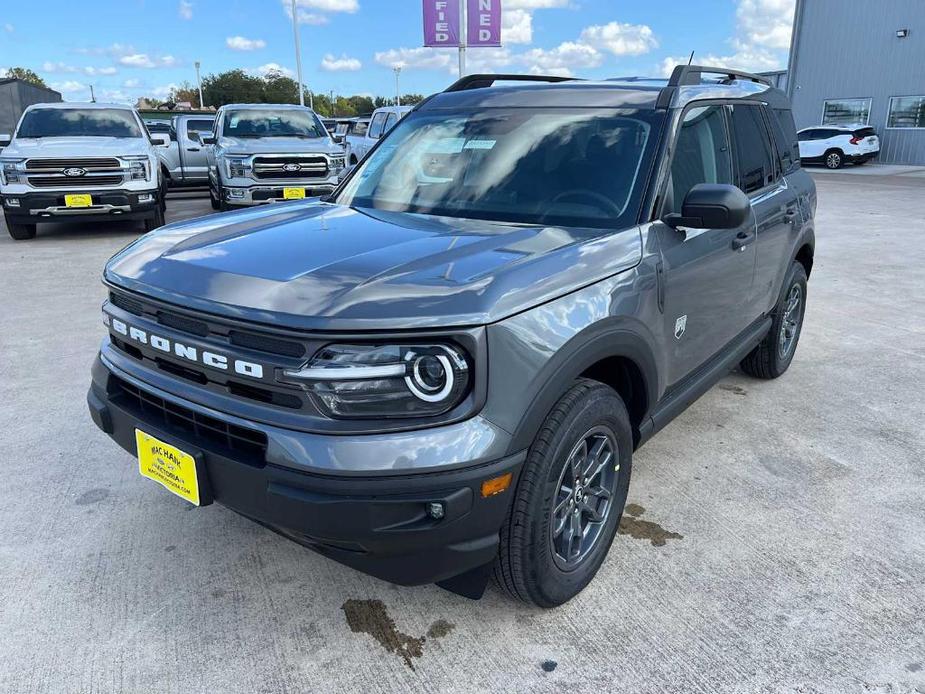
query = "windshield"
xmin=335 ymin=108 xmax=662 ymax=228
xmin=222 ymin=108 xmax=327 ymax=139
xmin=17 ymin=108 xmax=143 ymax=138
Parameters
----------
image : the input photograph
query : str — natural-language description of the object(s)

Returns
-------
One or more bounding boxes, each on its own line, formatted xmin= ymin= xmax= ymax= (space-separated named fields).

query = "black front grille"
xmin=230 ymin=330 xmax=305 ymax=358
xmin=157 ymin=311 xmax=209 ymax=337
xmin=110 ymin=291 xmax=144 ymax=315
xmin=28 ymin=175 xmax=123 ymax=188
xmin=26 ymin=157 xmax=120 ymax=170
xmin=109 ymin=376 xmax=267 ymax=466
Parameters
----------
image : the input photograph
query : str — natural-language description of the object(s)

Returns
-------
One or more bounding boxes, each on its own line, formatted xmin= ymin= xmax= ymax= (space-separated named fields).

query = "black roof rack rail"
xmin=667 ymin=64 xmax=772 ymax=87
xmin=443 ymin=73 xmax=578 ymax=92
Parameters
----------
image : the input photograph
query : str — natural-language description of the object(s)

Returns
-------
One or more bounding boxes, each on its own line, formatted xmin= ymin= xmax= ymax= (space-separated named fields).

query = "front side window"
xmin=186 ymin=119 xmax=214 ymax=137
xmin=384 ymin=113 xmax=399 ymax=133
xmin=667 ymin=105 xmax=733 ymax=213
xmin=730 ymin=103 xmax=775 ymax=193
xmin=367 ymin=113 xmax=387 ymax=139
xmin=336 ymin=108 xmax=662 ymax=229
xmin=887 ymin=96 xmax=925 ymax=128
xmin=221 ymin=109 xmax=326 ymax=138
xmin=822 ymin=98 xmax=871 ymax=125
xmin=17 ymin=108 xmax=143 ymax=138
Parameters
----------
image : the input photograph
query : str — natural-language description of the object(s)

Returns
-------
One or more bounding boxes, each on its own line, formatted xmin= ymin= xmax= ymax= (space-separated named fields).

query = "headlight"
xmin=280 ymin=343 xmax=471 ymax=419
xmin=1 ymin=159 xmax=25 ymax=185
xmin=123 ymin=155 xmax=149 ymax=181
xmin=225 ymin=157 xmax=249 ymax=178
xmin=330 ymin=156 xmax=345 ymax=170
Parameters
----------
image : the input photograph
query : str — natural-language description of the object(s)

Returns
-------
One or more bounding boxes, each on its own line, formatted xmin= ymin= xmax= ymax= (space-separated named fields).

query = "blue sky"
xmin=0 ymin=0 xmax=795 ymax=104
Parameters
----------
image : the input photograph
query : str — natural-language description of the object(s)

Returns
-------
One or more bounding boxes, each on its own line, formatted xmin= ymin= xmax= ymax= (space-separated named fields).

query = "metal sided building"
xmin=0 ymin=79 xmax=63 ymax=135
xmin=786 ymin=0 xmax=925 ymax=164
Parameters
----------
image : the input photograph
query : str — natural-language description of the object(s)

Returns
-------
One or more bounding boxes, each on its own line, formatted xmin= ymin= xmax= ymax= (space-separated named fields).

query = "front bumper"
xmin=223 ymin=182 xmax=337 ymax=206
xmin=87 ymin=354 xmax=523 ymax=588
xmin=2 ymin=188 xmax=160 ymax=224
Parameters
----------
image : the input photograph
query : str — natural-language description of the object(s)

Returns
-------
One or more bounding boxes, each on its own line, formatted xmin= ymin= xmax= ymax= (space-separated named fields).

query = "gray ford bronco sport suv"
xmin=88 ymin=66 xmax=815 ymax=607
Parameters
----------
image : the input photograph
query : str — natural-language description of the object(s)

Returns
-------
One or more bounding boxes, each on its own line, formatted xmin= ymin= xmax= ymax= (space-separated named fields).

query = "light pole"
xmin=330 ymin=89 xmax=335 ymax=117
xmin=194 ymin=61 xmax=204 ymax=109
xmin=393 ymin=66 xmax=402 ymax=106
xmin=458 ymin=0 xmax=467 ymax=78
xmin=290 ymin=0 xmax=305 ymax=107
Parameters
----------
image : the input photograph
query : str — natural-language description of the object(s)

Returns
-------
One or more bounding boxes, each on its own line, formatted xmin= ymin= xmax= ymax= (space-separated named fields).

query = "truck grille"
xmin=28 ymin=174 xmax=123 ymax=188
xmin=252 ymin=156 xmax=329 ymax=180
xmin=25 ymin=157 xmax=121 ymax=170
xmin=109 ymin=375 xmax=268 ymax=466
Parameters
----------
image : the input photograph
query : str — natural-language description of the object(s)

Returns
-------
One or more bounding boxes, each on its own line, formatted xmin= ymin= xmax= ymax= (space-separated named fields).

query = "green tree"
xmin=5 ymin=67 xmax=47 ymax=88
xmin=168 ymin=81 xmax=201 ymax=108
xmin=201 ymin=69 xmax=265 ymax=107
xmin=263 ymin=70 xmax=302 ymax=104
xmin=347 ymin=95 xmax=375 ymax=115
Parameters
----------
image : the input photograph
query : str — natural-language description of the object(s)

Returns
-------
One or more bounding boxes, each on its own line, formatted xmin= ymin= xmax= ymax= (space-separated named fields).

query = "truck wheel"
xmin=209 ymin=182 xmax=221 ymax=211
xmin=824 ymin=149 xmax=844 ymax=169
xmin=493 ymin=379 xmax=632 ymax=607
xmin=143 ymin=206 xmax=166 ymax=233
xmin=5 ymin=217 xmax=37 ymax=240
xmin=740 ymin=261 xmax=808 ymax=379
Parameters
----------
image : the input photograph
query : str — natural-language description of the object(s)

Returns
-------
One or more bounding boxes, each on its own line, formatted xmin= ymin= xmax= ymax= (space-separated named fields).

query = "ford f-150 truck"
xmin=155 ymin=114 xmax=215 ymax=187
xmin=1 ymin=102 xmax=168 ymax=240
xmin=89 ymin=68 xmax=815 ymax=607
xmin=205 ymin=103 xmax=345 ymax=210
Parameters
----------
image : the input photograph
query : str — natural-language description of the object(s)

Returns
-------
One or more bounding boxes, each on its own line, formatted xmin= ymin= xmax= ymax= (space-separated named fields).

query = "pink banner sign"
xmin=423 ymin=0 xmax=461 ymax=47
xmin=467 ymin=0 xmax=502 ymax=47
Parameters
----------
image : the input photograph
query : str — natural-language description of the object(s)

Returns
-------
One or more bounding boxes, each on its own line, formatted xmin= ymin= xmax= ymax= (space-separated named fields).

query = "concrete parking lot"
xmin=0 ymin=174 xmax=923 ymax=694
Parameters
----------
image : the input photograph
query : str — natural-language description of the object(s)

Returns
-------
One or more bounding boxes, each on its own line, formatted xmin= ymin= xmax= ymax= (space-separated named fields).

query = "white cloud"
xmin=84 ymin=66 xmax=118 ymax=76
xmin=320 ymin=53 xmax=362 ymax=71
xmin=98 ymin=89 xmax=132 ymax=104
xmin=520 ymin=41 xmax=603 ymax=77
xmin=283 ymin=0 xmax=358 ymax=24
xmin=119 ymin=54 xmax=178 ymax=69
xmin=502 ymin=9 xmax=533 ymax=45
xmin=506 ymin=0 xmax=569 ymax=8
xmin=42 ymin=61 xmax=78 ymax=73
xmin=375 ymin=47 xmax=454 ymax=72
xmin=123 ymin=78 xmax=141 ymax=88
xmin=3 ymin=23 xmax=13 ymax=33
xmin=51 ymin=80 xmax=87 ymax=95
xmin=179 ymin=0 xmax=193 ymax=20
xmin=246 ymin=63 xmax=295 ymax=78
xmin=226 ymin=36 xmax=266 ymax=51
xmin=579 ymin=22 xmax=658 ymax=57
xmin=152 ymin=84 xmax=179 ymax=99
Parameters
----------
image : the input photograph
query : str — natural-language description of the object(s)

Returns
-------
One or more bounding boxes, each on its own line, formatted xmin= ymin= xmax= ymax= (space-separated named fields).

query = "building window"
xmin=887 ymin=96 xmax=925 ymax=129
xmin=822 ymin=98 xmax=871 ymax=125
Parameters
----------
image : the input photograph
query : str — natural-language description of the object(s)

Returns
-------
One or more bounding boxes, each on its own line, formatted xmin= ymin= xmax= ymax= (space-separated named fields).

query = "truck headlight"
xmin=123 ymin=156 xmax=149 ymax=181
xmin=1 ymin=159 xmax=25 ymax=184
xmin=330 ymin=156 xmax=345 ymax=171
xmin=279 ymin=343 xmax=471 ymax=419
xmin=225 ymin=157 xmax=248 ymax=179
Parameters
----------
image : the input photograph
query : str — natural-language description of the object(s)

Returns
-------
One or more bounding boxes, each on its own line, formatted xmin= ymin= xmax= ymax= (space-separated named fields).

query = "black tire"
xmin=494 ymin=379 xmax=633 ymax=608
xmin=824 ymin=149 xmax=844 ymax=169
xmin=854 ymin=158 xmax=866 ymax=166
xmin=350 ymin=154 xmax=358 ymax=165
xmin=740 ymin=261 xmax=808 ymax=379
xmin=209 ymin=181 xmax=221 ymax=211
xmin=6 ymin=217 xmax=37 ymax=240
xmin=143 ymin=205 xmax=166 ymax=233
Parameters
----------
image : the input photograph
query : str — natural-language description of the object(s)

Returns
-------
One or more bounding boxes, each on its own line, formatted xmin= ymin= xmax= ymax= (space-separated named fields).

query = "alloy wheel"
xmin=778 ymin=283 xmax=803 ymax=359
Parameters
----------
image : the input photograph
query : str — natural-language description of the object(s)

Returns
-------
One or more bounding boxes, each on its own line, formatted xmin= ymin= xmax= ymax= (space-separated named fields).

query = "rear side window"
xmin=729 ymin=104 xmax=775 ymax=193
xmin=353 ymin=120 xmax=369 ymax=136
xmin=368 ymin=113 xmax=387 ymax=139
xmin=186 ymin=119 xmax=214 ymax=137
xmin=668 ymin=105 xmax=733 ymax=213
xmin=769 ymin=108 xmax=800 ymax=174
xmin=384 ymin=112 xmax=399 ymax=133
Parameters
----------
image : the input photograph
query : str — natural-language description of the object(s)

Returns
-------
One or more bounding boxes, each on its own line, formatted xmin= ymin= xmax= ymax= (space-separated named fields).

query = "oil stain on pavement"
xmin=618 ymin=504 xmax=683 ymax=547
xmin=342 ymin=599 xmax=455 ymax=670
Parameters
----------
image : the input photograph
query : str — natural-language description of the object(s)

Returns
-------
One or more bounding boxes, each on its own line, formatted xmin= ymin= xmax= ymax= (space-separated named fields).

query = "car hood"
xmin=105 ymin=202 xmax=642 ymax=330
xmin=218 ymin=136 xmax=341 ymax=156
xmin=2 ymin=136 xmax=151 ymax=159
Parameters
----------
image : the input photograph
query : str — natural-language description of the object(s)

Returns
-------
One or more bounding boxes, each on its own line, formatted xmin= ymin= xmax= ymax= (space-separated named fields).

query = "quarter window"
xmin=384 ymin=112 xmax=399 ymax=133
xmin=769 ymin=108 xmax=800 ymax=174
xmin=822 ymin=98 xmax=871 ymax=125
xmin=667 ymin=105 xmax=733 ymax=213
xmin=730 ymin=104 xmax=776 ymax=194
xmin=887 ymin=96 xmax=925 ymax=128
xmin=368 ymin=113 xmax=387 ymax=139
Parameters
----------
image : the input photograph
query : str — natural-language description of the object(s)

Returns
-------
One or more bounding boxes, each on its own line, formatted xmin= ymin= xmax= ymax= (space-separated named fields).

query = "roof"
xmin=24 ymin=101 xmax=134 ymax=110
xmin=218 ymin=103 xmax=317 ymax=112
xmin=799 ymin=123 xmax=872 ymax=131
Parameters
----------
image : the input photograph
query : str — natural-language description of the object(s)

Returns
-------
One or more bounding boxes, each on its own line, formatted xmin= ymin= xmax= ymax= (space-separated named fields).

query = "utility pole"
xmin=194 ymin=61 xmax=204 ymax=108
xmin=89 ymin=84 xmax=96 ymax=103
xmin=393 ymin=66 xmax=402 ymax=106
xmin=458 ymin=0 xmax=467 ymax=78
xmin=330 ymin=90 xmax=335 ymax=117
xmin=290 ymin=0 xmax=305 ymax=106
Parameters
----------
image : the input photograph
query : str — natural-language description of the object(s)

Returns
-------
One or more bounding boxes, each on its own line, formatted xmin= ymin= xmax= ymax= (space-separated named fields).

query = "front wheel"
xmin=825 ymin=150 xmax=844 ymax=169
xmin=5 ymin=216 xmax=37 ymax=240
xmin=493 ymin=379 xmax=632 ymax=607
xmin=143 ymin=205 xmax=166 ymax=233
xmin=740 ymin=261 xmax=808 ymax=379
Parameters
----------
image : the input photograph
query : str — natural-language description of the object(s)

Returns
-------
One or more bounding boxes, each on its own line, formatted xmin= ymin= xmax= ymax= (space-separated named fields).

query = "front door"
xmin=654 ymin=103 xmax=758 ymax=387
xmin=179 ymin=118 xmax=214 ymax=183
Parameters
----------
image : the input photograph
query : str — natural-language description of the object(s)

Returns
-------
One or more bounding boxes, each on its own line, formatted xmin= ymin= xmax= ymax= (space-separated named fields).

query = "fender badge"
xmin=674 ymin=315 xmax=687 ymax=340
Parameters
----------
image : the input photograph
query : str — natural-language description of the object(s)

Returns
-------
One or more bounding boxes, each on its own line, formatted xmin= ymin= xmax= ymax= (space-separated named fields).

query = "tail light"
xmin=849 ymin=135 xmax=862 ymax=145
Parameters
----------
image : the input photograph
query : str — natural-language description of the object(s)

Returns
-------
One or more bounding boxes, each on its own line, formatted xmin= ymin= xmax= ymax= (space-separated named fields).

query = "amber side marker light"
xmin=481 ymin=472 xmax=513 ymax=498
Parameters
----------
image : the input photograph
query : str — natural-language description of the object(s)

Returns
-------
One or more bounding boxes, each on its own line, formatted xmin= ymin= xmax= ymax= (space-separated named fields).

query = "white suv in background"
xmin=797 ymin=124 xmax=880 ymax=169
xmin=348 ymin=105 xmax=413 ymax=163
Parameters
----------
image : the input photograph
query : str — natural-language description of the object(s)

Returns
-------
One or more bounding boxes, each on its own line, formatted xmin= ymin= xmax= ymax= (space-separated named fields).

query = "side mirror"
xmin=663 ymin=183 xmax=750 ymax=229
xmin=150 ymin=133 xmax=170 ymax=147
xmin=332 ymin=133 xmax=345 ymax=145
xmin=200 ymin=133 xmax=216 ymax=145
xmin=0 ymin=133 xmax=11 ymax=147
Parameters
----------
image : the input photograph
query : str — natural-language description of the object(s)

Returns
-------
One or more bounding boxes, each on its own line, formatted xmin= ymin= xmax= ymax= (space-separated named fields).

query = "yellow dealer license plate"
xmin=135 ymin=429 xmax=201 ymax=506
xmin=282 ymin=187 xmax=306 ymax=200
xmin=64 ymin=194 xmax=93 ymax=208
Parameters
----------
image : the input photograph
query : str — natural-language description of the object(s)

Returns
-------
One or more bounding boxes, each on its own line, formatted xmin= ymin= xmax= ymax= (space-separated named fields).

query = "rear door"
xmin=798 ymin=128 xmax=824 ymax=159
xmin=654 ymin=103 xmax=758 ymax=386
xmin=178 ymin=117 xmax=214 ymax=182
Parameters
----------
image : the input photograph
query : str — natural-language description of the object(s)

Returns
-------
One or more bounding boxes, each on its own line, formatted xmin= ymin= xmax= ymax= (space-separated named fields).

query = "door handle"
xmin=731 ymin=230 xmax=755 ymax=251
xmin=186 ymin=147 xmax=200 ymax=152
xmin=782 ymin=208 xmax=798 ymax=223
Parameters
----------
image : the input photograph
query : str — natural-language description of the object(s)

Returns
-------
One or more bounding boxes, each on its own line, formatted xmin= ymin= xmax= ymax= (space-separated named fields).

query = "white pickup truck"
xmin=205 ymin=103 xmax=346 ymax=210
xmin=0 ymin=102 xmax=169 ymax=240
